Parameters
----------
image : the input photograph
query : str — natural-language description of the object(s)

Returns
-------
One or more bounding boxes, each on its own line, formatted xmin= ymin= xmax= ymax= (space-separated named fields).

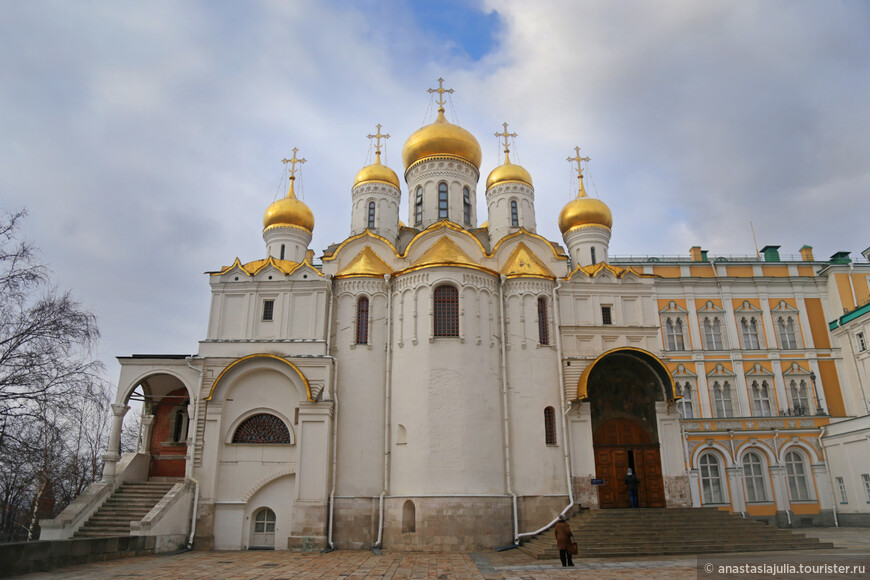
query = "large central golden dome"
xmin=402 ymin=109 xmax=482 ymax=170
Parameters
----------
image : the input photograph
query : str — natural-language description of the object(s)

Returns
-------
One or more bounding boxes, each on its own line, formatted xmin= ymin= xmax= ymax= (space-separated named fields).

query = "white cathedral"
xmin=42 ymin=80 xmax=870 ymax=551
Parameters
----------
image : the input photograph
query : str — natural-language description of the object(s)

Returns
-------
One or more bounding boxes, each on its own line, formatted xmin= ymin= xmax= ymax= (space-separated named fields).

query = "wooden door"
xmin=594 ymin=418 xmax=666 ymax=508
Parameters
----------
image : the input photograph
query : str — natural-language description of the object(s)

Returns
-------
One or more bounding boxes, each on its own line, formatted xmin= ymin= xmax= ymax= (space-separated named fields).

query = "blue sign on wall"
xmin=591 ymin=478 xmax=605 ymax=485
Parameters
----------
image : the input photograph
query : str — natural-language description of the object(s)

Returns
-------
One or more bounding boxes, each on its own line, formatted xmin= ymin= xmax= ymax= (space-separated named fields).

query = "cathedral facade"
xmin=44 ymin=82 xmax=870 ymax=550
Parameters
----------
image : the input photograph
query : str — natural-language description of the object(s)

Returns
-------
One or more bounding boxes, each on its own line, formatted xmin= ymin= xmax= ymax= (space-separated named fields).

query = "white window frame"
xmin=785 ymin=450 xmax=813 ymax=501
xmin=788 ymin=379 xmax=811 ymax=415
xmin=676 ymin=380 xmax=695 ymax=419
xmin=742 ymin=451 xmax=769 ymax=503
xmin=862 ymin=474 xmax=870 ymax=503
xmin=700 ymin=452 xmax=727 ymax=504
xmin=750 ymin=380 xmax=773 ymax=417
xmin=712 ymin=381 xmax=734 ymax=418
xmin=836 ymin=476 xmax=848 ymax=504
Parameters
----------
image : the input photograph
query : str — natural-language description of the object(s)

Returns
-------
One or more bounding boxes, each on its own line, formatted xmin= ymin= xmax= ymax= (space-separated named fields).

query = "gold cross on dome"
xmin=495 ymin=122 xmax=518 ymax=155
xmin=281 ymin=147 xmax=307 ymax=180
xmin=566 ymin=146 xmax=591 ymax=178
xmin=427 ymin=77 xmax=454 ymax=110
xmin=367 ymin=124 xmax=390 ymax=158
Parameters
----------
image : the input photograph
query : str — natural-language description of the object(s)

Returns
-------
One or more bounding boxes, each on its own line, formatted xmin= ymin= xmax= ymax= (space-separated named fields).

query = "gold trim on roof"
xmin=335 ymin=246 xmax=393 ymax=279
xmin=402 ymin=220 xmax=488 ymax=258
xmin=500 ymin=242 xmax=555 ymax=279
xmin=207 ymin=354 xmax=313 ymax=402
xmin=321 ymin=230 xmax=402 ymax=262
xmin=491 ymin=228 xmax=569 ymax=261
xmin=565 ymin=261 xmax=649 ymax=280
xmin=411 ymin=236 xmax=478 ymax=269
xmin=211 ymin=256 xmax=301 ymax=277
xmin=210 ymin=256 xmax=323 ymax=278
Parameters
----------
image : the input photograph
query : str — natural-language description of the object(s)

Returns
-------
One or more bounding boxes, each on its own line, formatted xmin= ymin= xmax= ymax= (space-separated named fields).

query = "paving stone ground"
xmin=14 ymin=528 xmax=870 ymax=580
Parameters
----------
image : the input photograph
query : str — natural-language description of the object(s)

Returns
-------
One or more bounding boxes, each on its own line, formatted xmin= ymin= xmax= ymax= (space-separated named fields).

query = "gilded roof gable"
xmin=336 ymin=246 xmax=393 ymax=278
xmin=500 ymin=242 xmax=554 ymax=279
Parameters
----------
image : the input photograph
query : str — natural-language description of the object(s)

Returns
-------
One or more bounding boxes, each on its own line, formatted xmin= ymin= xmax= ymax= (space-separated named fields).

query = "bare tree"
xmin=0 ymin=209 xmax=106 ymax=541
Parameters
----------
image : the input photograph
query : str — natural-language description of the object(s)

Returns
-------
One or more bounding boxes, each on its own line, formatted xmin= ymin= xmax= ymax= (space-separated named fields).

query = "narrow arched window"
xmin=743 ymin=452 xmax=768 ymax=502
xmin=280 ymin=244 xmax=285 ymax=260
xmin=433 ymin=284 xmax=459 ymax=337
xmin=544 ymin=406 xmax=557 ymax=445
xmin=367 ymin=201 xmax=376 ymax=229
xmin=415 ymin=186 xmax=423 ymax=224
xmin=438 ymin=182 xmax=448 ymax=219
xmin=700 ymin=453 xmax=725 ymax=504
xmin=510 ymin=200 xmax=519 ymax=227
xmin=356 ymin=296 xmax=369 ymax=344
xmin=785 ymin=450 xmax=811 ymax=500
xmin=591 ymin=246 xmax=596 ymax=265
xmin=232 ymin=414 xmax=292 ymax=444
xmin=537 ymin=296 xmax=549 ymax=345
xmin=463 ymin=187 xmax=472 ymax=225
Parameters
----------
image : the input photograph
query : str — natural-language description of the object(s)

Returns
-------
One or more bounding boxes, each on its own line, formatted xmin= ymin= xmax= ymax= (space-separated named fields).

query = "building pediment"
xmin=745 ymin=363 xmax=774 ymax=377
xmin=707 ymin=363 xmax=736 ymax=378
xmin=335 ymin=246 xmax=393 ymax=279
xmin=500 ymin=242 xmax=555 ymax=279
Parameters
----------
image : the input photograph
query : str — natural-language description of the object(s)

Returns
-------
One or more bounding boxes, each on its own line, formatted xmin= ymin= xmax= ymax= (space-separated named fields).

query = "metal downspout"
xmin=516 ymin=279 xmax=574 ymax=543
xmin=184 ymin=356 xmax=204 ymax=548
xmin=324 ymin=277 xmax=339 ymax=550
xmin=374 ymin=274 xmax=393 ymax=550
xmin=819 ymin=426 xmax=839 ymax=527
xmin=497 ymin=275 xmax=519 ymax=544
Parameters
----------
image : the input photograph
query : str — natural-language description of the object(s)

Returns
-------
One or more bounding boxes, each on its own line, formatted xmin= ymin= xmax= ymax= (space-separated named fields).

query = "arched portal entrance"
xmin=584 ymin=349 xmax=670 ymax=508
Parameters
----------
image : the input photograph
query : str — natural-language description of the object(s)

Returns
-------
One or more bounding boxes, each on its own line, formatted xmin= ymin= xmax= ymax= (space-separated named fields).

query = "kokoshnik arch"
xmin=40 ymin=79 xmax=870 ymax=550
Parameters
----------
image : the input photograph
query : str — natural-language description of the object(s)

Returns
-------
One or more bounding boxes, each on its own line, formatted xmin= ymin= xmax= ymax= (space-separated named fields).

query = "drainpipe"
xmin=848 ymin=262 xmax=857 ymax=310
xmin=185 ymin=356 xmax=204 ymax=481
xmin=373 ymin=274 xmax=393 ymax=550
xmin=497 ymin=275 xmax=519 ymax=543
xmin=773 ymin=429 xmax=791 ymax=526
xmin=324 ymin=277 xmax=339 ymax=551
xmin=819 ymin=426 xmax=839 ymax=527
xmin=516 ymin=280 xmax=574 ymax=543
xmin=187 ymin=477 xmax=199 ymax=549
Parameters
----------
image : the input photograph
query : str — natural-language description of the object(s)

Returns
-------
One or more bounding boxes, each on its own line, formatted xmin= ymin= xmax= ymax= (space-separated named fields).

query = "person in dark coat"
xmin=554 ymin=514 xmax=574 ymax=567
xmin=625 ymin=468 xmax=640 ymax=508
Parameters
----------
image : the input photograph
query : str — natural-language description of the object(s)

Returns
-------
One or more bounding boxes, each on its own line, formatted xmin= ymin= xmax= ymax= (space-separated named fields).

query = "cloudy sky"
xmin=2 ymin=0 xmax=869 ymax=380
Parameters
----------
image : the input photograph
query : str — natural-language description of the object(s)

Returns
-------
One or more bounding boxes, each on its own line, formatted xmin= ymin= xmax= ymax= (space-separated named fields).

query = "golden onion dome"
xmin=558 ymin=178 xmax=612 ymax=234
xmin=353 ymin=152 xmax=400 ymax=189
xmin=485 ymin=151 xmax=533 ymax=190
xmin=402 ymin=108 xmax=482 ymax=170
xmin=263 ymin=178 xmax=315 ymax=233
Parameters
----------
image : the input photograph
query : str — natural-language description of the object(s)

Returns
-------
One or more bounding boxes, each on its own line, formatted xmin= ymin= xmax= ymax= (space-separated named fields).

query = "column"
xmin=140 ymin=414 xmax=155 ymax=454
xmin=102 ymin=403 xmax=129 ymax=481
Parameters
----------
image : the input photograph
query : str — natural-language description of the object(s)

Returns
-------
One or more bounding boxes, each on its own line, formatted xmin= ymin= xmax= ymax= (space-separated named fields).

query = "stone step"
xmin=519 ymin=508 xmax=833 ymax=559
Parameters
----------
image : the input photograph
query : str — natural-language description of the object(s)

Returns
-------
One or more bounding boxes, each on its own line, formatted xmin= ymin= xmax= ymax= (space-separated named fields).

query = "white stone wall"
xmin=350 ymin=181 xmax=401 ymax=241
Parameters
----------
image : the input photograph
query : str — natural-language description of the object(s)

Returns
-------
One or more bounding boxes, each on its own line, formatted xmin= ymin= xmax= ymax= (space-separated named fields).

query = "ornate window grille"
xmin=544 ymin=406 xmax=557 ymax=445
xmin=510 ymin=200 xmax=519 ymax=227
xmin=463 ymin=187 xmax=472 ymax=225
xmin=367 ymin=201 xmax=376 ymax=229
xmin=356 ymin=296 xmax=369 ymax=344
xmin=700 ymin=453 xmax=725 ymax=504
xmin=433 ymin=285 xmax=459 ymax=337
xmin=537 ymin=297 xmax=549 ymax=345
xmin=415 ymin=186 xmax=423 ymax=224
xmin=232 ymin=414 xmax=292 ymax=444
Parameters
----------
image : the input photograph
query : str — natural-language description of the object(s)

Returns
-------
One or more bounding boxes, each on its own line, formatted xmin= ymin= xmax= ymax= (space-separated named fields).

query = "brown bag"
xmin=568 ymin=541 xmax=578 ymax=555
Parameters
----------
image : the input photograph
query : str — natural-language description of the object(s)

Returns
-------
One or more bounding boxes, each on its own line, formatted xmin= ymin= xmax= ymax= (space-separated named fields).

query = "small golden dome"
xmin=558 ymin=179 xmax=612 ymax=233
xmin=480 ymin=221 xmax=489 ymax=229
xmin=486 ymin=151 xmax=533 ymax=190
xmin=402 ymin=109 xmax=482 ymax=170
xmin=354 ymin=153 xmax=400 ymax=189
xmin=264 ymin=178 xmax=315 ymax=233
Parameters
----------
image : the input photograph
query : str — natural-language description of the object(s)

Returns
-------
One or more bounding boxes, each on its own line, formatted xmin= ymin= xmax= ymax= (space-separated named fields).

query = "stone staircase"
xmin=73 ymin=482 xmax=177 ymax=538
xmin=519 ymin=508 xmax=837 ymax=559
